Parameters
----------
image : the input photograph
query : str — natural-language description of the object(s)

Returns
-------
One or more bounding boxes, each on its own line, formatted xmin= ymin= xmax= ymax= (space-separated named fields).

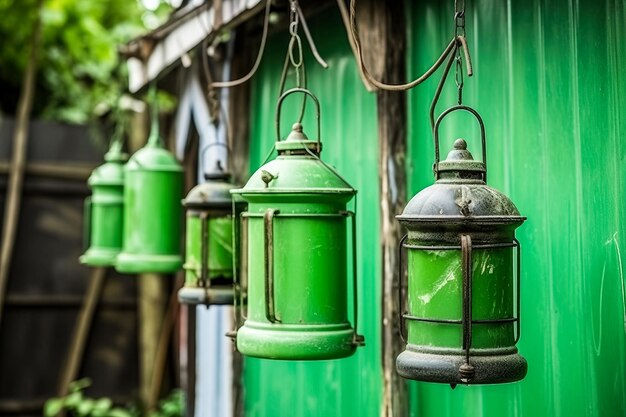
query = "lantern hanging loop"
xmin=433 ymin=105 xmax=487 ymax=182
xmin=275 ymin=87 xmax=320 ymax=150
xmin=200 ymin=141 xmax=231 ymax=176
xmin=342 ymin=0 xmax=473 ymax=91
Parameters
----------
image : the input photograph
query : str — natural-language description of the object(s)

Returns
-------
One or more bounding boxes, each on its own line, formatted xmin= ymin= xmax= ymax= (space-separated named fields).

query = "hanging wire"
xmin=344 ymin=0 xmax=473 ymax=92
xmin=210 ymin=0 xmax=273 ymax=88
xmin=210 ymin=0 xmax=328 ymax=89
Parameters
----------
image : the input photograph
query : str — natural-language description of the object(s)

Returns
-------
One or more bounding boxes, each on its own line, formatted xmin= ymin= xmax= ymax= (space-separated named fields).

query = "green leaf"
xmin=43 ymin=398 xmax=65 ymax=417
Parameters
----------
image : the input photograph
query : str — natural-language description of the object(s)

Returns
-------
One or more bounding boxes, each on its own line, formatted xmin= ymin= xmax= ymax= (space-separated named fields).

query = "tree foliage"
xmin=0 ymin=0 xmax=172 ymax=124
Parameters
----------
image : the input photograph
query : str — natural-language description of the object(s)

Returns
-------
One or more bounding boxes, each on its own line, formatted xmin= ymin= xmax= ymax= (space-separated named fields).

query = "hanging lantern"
xmin=115 ymin=122 xmax=184 ymax=274
xmin=230 ymin=88 xmax=364 ymax=360
xmin=178 ymin=151 xmax=244 ymax=305
xmin=396 ymin=105 xmax=526 ymax=385
xmin=80 ymin=141 xmax=127 ymax=266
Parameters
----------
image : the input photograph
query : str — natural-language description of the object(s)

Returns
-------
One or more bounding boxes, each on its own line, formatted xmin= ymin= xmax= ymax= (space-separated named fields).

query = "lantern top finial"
xmin=437 ymin=139 xmax=485 ymax=181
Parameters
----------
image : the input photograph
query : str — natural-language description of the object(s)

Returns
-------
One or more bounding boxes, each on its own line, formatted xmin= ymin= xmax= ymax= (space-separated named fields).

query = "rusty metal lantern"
xmin=178 ymin=144 xmax=244 ymax=306
xmin=230 ymin=88 xmax=364 ymax=360
xmin=396 ymin=105 xmax=526 ymax=385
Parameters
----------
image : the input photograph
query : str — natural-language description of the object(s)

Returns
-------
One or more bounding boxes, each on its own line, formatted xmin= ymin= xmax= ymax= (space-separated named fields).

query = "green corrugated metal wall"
xmin=407 ymin=0 xmax=626 ymax=416
xmin=243 ymin=0 xmax=626 ymax=416
xmin=243 ymin=7 xmax=381 ymax=417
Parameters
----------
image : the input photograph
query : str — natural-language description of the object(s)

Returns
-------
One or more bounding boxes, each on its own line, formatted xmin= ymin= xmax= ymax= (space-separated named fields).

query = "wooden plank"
xmin=355 ymin=1 xmax=410 ymax=416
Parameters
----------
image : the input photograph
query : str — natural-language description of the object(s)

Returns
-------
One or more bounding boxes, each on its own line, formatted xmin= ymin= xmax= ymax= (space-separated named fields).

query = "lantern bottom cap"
xmin=177 ymin=286 xmax=234 ymax=305
xmin=396 ymin=345 xmax=527 ymax=385
xmin=236 ymin=321 xmax=358 ymax=360
xmin=80 ymin=247 xmax=121 ymax=267
xmin=115 ymin=252 xmax=182 ymax=274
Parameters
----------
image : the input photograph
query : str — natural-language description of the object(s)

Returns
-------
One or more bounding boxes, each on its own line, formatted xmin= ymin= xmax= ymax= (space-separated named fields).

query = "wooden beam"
xmin=0 ymin=161 xmax=95 ymax=180
xmin=356 ymin=0 xmax=410 ymax=416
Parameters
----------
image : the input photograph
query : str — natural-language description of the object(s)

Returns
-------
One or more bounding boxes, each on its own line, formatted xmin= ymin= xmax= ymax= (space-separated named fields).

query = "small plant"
xmin=44 ymin=379 xmax=184 ymax=417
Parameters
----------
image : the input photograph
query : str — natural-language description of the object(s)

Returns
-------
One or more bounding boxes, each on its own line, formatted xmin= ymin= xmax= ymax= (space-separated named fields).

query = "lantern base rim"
xmin=115 ymin=252 xmax=182 ymax=274
xmin=80 ymin=247 xmax=121 ymax=267
xmin=396 ymin=345 xmax=527 ymax=385
xmin=236 ymin=321 xmax=358 ymax=360
xmin=177 ymin=286 xmax=234 ymax=305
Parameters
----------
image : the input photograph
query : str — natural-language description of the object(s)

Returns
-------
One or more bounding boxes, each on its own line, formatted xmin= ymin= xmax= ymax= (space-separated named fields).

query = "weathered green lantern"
xmin=396 ymin=105 xmax=526 ymax=385
xmin=80 ymin=141 xmax=127 ymax=266
xmin=115 ymin=120 xmax=184 ymax=274
xmin=178 ymin=153 xmax=244 ymax=305
xmin=231 ymin=88 xmax=364 ymax=360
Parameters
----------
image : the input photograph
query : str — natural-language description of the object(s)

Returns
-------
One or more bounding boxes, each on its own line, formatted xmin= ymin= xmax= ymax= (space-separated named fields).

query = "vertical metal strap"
xmin=514 ymin=238 xmax=522 ymax=343
xmin=82 ymin=196 xmax=92 ymax=253
xmin=200 ymin=212 xmax=210 ymax=288
xmin=240 ymin=214 xmax=248 ymax=321
xmin=264 ymin=209 xmax=280 ymax=323
xmin=344 ymin=209 xmax=364 ymax=346
xmin=398 ymin=234 xmax=408 ymax=343
xmin=459 ymin=234 xmax=475 ymax=382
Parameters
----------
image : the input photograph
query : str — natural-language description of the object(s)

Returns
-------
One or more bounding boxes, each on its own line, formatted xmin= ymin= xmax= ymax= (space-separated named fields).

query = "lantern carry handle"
xmin=434 ymin=105 xmax=487 ymax=182
xmin=275 ymin=87 xmax=321 ymax=154
xmin=200 ymin=141 xmax=231 ymax=176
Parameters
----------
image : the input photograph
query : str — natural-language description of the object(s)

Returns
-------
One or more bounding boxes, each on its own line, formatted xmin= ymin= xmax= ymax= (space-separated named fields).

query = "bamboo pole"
xmin=0 ymin=0 xmax=44 ymax=327
xmin=57 ymin=268 xmax=107 ymax=396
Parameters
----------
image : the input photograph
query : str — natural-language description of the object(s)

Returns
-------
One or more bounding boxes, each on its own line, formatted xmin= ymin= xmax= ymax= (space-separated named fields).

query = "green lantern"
xmin=115 ymin=119 xmax=184 ymax=274
xmin=80 ymin=140 xmax=127 ymax=266
xmin=396 ymin=105 xmax=526 ymax=385
xmin=231 ymin=88 xmax=364 ymax=360
xmin=178 ymin=152 xmax=244 ymax=305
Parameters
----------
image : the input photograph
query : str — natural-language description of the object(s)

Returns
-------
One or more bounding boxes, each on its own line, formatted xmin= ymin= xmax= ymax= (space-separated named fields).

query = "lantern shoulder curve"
xmin=398 ymin=182 xmax=524 ymax=220
xmin=184 ymin=179 xmax=241 ymax=208
xmin=126 ymin=145 xmax=183 ymax=173
xmin=88 ymin=160 xmax=125 ymax=187
xmin=231 ymin=156 xmax=355 ymax=195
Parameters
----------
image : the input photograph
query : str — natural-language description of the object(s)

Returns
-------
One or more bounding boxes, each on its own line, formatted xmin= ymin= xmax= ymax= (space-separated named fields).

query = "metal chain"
xmin=278 ymin=0 xmax=308 ymax=123
xmin=454 ymin=0 xmax=466 ymax=104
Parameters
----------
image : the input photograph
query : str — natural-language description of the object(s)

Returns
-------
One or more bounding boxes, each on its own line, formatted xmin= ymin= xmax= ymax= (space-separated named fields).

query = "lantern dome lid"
xmin=88 ymin=145 xmax=127 ymax=187
xmin=183 ymin=170 xmax=241 ymax=209
xmin=232 ymin=123 xmax=354 ymax=196
xmin=125 ymin=135 xmax=183 ymax=173
xmin=398 ymin=139 xmax=524 ymax=223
